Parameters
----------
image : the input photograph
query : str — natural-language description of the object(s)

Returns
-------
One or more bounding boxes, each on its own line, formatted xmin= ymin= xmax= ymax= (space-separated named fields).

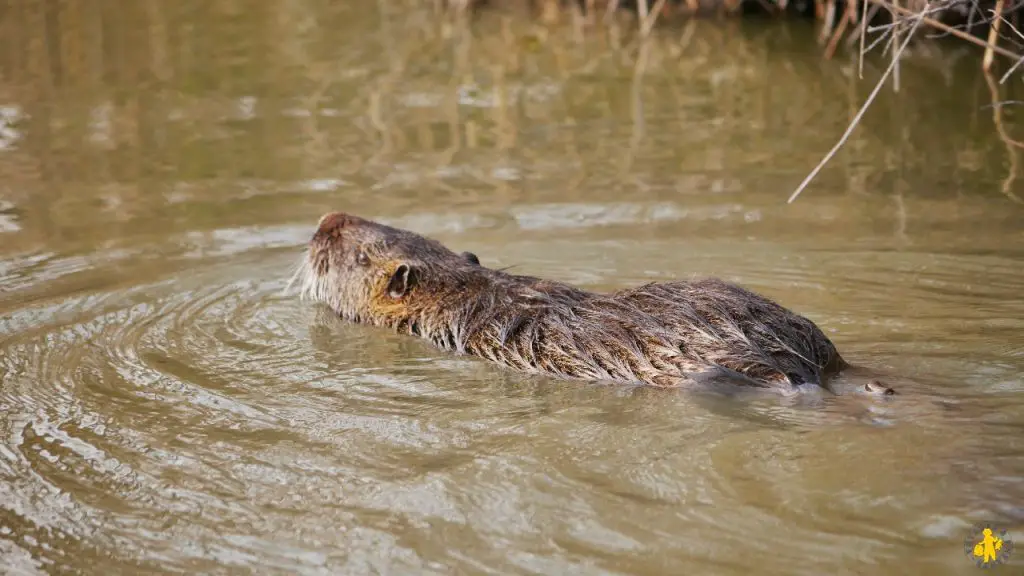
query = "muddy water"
xmin=2 ymin=3 xmax=1024 ymax=575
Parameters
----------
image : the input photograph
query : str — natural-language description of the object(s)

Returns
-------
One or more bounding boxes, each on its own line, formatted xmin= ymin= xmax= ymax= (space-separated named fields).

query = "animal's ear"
xmin=316 ymin=212 xmax=360 ymax=236
xmin=387 ymin=263 xmax=417 ymax=299
xmin=461 ymin=251 xmax=480 ymax=266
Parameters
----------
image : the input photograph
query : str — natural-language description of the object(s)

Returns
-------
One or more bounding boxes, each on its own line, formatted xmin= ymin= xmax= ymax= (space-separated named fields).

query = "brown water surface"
xmin=1 ymin=3 xmax=1023 ymax=575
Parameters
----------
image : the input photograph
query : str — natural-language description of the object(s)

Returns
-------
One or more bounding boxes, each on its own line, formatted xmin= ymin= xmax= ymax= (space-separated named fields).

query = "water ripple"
xmin=1 ymin=219 xmax=1022 ymax=574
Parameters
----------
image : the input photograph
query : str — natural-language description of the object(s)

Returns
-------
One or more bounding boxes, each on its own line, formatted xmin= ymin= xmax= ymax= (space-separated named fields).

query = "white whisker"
xmin=283 ymin=253 xmax=311 ymax=297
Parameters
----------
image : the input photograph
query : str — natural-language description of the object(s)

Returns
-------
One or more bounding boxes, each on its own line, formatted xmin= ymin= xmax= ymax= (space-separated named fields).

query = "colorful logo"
xmin=963 ymin=523 xmax=1013 ymax=568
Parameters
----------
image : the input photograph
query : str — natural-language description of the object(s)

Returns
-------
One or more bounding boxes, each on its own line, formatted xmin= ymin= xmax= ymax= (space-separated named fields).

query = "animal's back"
xmin=458 ymin=276 xmax=844 ymax=393
xmin=615 ymin=278 xmax=846 ymax=390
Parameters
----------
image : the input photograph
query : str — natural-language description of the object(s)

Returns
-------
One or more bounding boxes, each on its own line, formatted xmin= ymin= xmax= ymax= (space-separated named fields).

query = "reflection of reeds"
xmin=430 ymin=1 xmax=1024 ymax=203
xmin=792 ymin=1 xmax=1024 ymax=201
xmin=789 ymin=7 xmax=927 ymax=203
xmin=438 ymin=0 xmax=1024 ymax=67
xmin=0 ymin=0 xmax=1020 ymax=247
xmin=983 ymin=70 xmax=1024 ymax=203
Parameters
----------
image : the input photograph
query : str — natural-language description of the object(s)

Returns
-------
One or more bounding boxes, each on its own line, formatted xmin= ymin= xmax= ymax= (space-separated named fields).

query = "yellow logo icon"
xmin=963 ymin=523 xmax=1013 ymax=568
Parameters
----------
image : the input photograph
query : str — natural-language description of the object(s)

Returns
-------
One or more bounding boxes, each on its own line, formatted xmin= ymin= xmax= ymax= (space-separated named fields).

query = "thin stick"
xmin=819 ymin=0 xmax=837 ymax=45
xmin=824 ymin=8 xmax=851 ymax=59
xmin=992 ymin=8 xmax=1024 ymax=82
xmin=787 ymin=7 xmax=927 ymax=204
xmin=849 ymin=3 xmax=882 ymax=49
xmin=984 ymin=0 xmax=1005 ymax=71
xmin=1005 ymin=7 xmax=1024 ymax=41
xmin=999 ymin=55 xmax=1024 ymax=83
xmin=891 ymin=0 xmax=901 ymax=92
xmin=865 ymin=25 xmax=894 ymax=55
xmin=983 ymin=70 xmax=1024 ymax=203
xmin=641 ymin=0 xmax=670 ymax=36
xmin=858 ymin=0 xmax=869 ymax=78
xmin=984 ymin=71 xmax=1024 ymax=150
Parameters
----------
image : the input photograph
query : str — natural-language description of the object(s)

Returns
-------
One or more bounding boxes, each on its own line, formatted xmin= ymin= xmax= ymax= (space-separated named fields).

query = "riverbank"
xmin=434 ymin=0 xmax=1024 ymax=73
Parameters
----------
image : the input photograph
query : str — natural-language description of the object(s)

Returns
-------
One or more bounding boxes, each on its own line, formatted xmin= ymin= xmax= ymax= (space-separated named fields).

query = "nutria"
xmin=289 ymin=212 xmax=895 ymax=396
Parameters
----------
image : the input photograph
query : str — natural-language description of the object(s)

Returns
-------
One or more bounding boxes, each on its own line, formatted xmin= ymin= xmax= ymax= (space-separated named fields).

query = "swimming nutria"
xmin=289 ymin=212 xmax=894 ymax=396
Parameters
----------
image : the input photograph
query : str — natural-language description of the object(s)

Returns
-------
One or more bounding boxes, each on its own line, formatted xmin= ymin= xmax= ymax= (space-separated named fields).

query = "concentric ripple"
xmin=2 ymin=219 xmax=1024 ymax=575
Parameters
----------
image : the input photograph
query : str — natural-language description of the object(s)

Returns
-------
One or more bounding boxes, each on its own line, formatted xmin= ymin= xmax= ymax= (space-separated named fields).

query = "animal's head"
xmin=289 ymin=212 xmax=481 ymax=325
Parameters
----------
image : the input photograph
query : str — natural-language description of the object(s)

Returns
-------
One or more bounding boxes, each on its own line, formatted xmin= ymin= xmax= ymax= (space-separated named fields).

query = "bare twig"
xmin=984 ymin=0 xmax=1006 ymax=71
xmin=983 ymin=70 xmax=1024 ymax=202
xmin=993 ymin=8 xmax=1024 ymax=81
xmin=999 ymin=54 xmax=1024 ymax=81
xmin=891 ymin=0 xmax=901 ymax=92
xmin=824 ymin=8 xmax=851 ymax=59
xmin=983 ymin=100 xmax=1024 ymax=107
xmin=864 ymin=0 xmax=1022 ymax=62
xmin=858 ymin=0 xmax=872 ymax=78
xmin=867 ymin=4 xmax=957 ymax=34
xmin=924 ymin=0 xmax=990 ymax=40
xmin=787 ymin=6 xmax=927 ymax=204
xmin=983 ymin=73 xmax=1024 ymax=149
xmin=849 ymin=4 xmax=881 ymax=43
xmin=865 ymin=25 xmax=895 ymax=54
xmin=819 ymin=0 xmax=838 ymax=44
xmin=641 ymin=0 xmax=670 ymax=36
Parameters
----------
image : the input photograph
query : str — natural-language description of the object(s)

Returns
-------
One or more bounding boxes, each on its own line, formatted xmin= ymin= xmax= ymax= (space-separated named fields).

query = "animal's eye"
xmin=356 ymin=251 xmax=370 ymax=267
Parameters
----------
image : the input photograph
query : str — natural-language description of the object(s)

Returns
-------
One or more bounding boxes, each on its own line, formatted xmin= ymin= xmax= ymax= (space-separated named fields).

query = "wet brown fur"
xmin=290 ymin=212 xmax=880 ymax=395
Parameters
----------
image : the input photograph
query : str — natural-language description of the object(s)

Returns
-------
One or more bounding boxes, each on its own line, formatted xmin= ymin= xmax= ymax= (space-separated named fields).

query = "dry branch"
xmin=984 ymin=0 xmax=1006 ymax=70
xmin=787 ymin=5 xmax=928 ymax=204
xmin=865 ymin=0 xmax=1023 ymax=62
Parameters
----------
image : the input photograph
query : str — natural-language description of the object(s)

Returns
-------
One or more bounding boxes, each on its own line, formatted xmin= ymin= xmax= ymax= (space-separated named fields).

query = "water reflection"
xmin=1 ymin=1 xmax=1023 ymax=575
